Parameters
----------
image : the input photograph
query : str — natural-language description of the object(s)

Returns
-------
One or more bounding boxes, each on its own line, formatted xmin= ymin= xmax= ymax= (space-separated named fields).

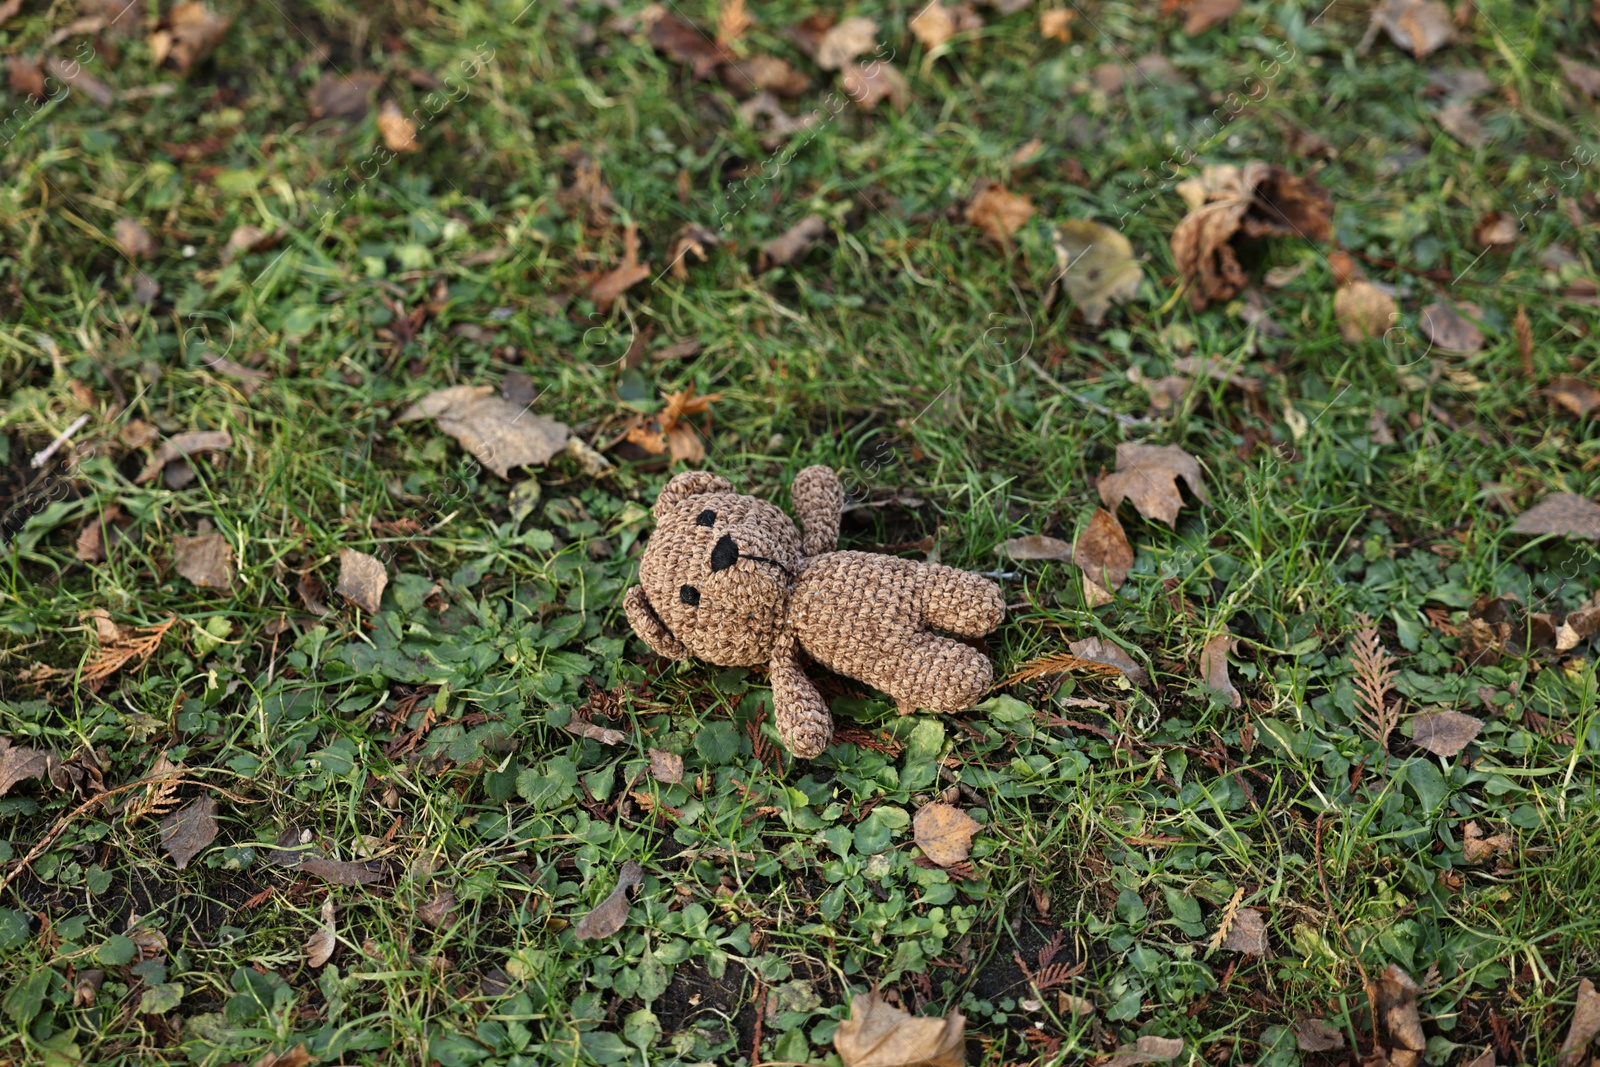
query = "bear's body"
xmin=623 ymin=467 xmax=1004 ymax=757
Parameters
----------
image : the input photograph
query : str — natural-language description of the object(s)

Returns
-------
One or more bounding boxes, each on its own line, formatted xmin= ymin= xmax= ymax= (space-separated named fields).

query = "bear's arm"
xmin=623 ymin=586 xmax=688 ymax=659
xmin=792 ymin=465 xmax=844 ymax=557
xmin=770 ymin=633 xmax=832 ymax=758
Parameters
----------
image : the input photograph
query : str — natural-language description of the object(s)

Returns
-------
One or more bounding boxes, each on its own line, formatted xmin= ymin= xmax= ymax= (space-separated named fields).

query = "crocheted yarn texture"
xmin=623 ymin=466 xmax=1005 ymax=758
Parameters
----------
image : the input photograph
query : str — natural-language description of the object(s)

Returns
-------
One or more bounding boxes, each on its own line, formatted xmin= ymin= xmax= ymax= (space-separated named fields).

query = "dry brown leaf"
xmin=220 ymin=224 xmax=278 ymax=264
xmin=1557 ymin=592 xmax=1600 ymax=652
xmin=841 ymin=60 xmax=909 ymax=110
xmin=716 ymin=0 xmax=752 ymax=47
xmin=719 ymin=54 xmax=810 ymax=97
xmin=566 ymin=720 xmax=626 ymax=745
xmin=1545 ymin=377 xmax=1600 ymax=418
xmin=115 ymin=219 xmax=155 ymax=259
xmin=1462 ymin=821 xmax=1512 ymax=864
xmin=1335 ymin=279 xmax=1398 ymax=342
xmin=1052 ymin=221 xmax=1143 ymax=325
xmin=297 ymin=572 xmax=331 ymax=616
xmin=1039 ymin=8 xmax=1074 ymax=41
xmin=1220 ymin=905 xmax=1267 ymax=955
xmin=649 ymin=10 xmax=728 ymax=79
xmin=1171 ymin=162 xmax=1333 ymax=309
xmin=1294 ymin=1018 xmax=1345 ymax=1052
xmin=760 ymin=214 xmax=828 ymax=270
xmin=76 ymin=520 xmax=105 ymax=564
xmin=301 ymin=857 xmax=385 ymax=886
xmin=966 ymin=184 xmax=1034 ymax=249
xmin=1106 ymin=1035 xmax=1184 ymax=1066
xmin=397 ymin=384 xmax=571 ymax=478
xmin=1072 ymin=508 xmax=1133 ymax=606
xmin=76 ymin=507 xmax=123 ymax=564
xmin=1369 ymin=0 xmax=1453 ymax=58
xmin=1372 ymin=965 xmax=1425 ymax=1067
xmin=336 ymin=549 xmax=388 ymax=613
xmin=251 ymin=1045 xmax=313 ymax=1067
xmin=737 ymin=91 xmax=821 ymax=143
xmin=590 ymin=223 xmax=652 ymax=311
xmin=1134 ymin=371 xmax=1189 ymax=415
xmin=45 ymin=55 xmax=114 ymax=106
xmin=1199 ymin=632 xmax=1240 ymax=708
xmin=1561 ymin=56 xmax=1600 ymax=97
xmin=159 ymin=796 xmax=218 ymax=869
xmin=816 ymin=16 xmax=879 ymax=71
xmin=150 ymin=2 xmax=232 ymax=73
xmin=1097 ymin=443 xmax=1210 ymax=528
xmin=1459 ymin=1049 xmax=1495 ymax=1067
xmin=0 ymin=739 xmax=50 ymax=797
xmin=1182 ymin=0 xmax=1240 ymax=35
xmin=1558 ymin=979 xmax=1600 ymax=1067
xmin=1434 ymin=101 xmax=1484 ymax=147
xmin=201 ymin=355 xmax=269 ymax=396
xmin=173 ymin=531 xmax=235 ymax=591
xmin=666 ymin=224 xmax=719 ymax=280
xmin=1472 ymin=212 xmax=1517 ymax=250
xmin=911 ymin=4 xmax=955 ymax=49
xmin=1419 ymin=300 xmax=1484 ymax=354
xmin=1515 ymin=305 xmax=1533 ymax=375
xmin=417 ymin=890 xmax=457 ymax=928
xmin=308 ymin=70 xmax=383 ymax=120
xmin=914 ymin=802 xmax=980 ymax=868
xmin=304 ymin=897 xmax=336 ymax=968
xmin=1067 ymin=637 xmax=1149 ymax=686
xmin=8 ymin=56 xmax=45 ymax=99
xmin=377 ymin=100 xmax=419 ymax=152
xmin=1003 ymin=534 xmax=1072 ymax=561
xmin=1411 ymin=710 xmax=1483 ymax=757
xmin=648 ymin=748 xmax=684 ymax=784
xmin=134 ymin=429 xmax=233 ymax=484
xmin=1369 ymin=409 xmax=1397 ymax=445
xmin=72 ymin=970 xmax=103 ymax=1009
xmin=1510 ymin=493 xmax=1600 ymax=540
xmin=834 ymin=991 xmax=966 ymax=1067
xmin=573 ymin=860 xmax=644 ymax=940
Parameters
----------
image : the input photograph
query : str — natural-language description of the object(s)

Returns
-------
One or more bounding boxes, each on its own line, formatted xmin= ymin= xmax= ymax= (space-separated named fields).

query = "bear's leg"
xmin=881 ymin=632 xmax=994 ymax=715
xmin=770 ymin=633 xmax=833 ymax=758
xmin=915 ymin=564 xmax=1005 ymax=637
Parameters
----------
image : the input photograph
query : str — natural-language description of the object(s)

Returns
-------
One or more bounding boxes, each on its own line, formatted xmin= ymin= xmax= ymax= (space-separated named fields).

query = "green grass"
xmin=2 ymin=0 xmax=1600 ymax=1063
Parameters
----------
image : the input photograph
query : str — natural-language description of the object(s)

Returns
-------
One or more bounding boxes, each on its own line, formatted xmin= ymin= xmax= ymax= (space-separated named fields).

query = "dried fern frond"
xmin=124 ymin=753 xmax=185 ymax=825
xmin=82 ymin=614 xmax=177 ymax=690
xmin=1349 ymin=613 xmax=1400 ymax=749
xmin=1030 ymin=962 xmax=1084 ymax=991
xmin=1207 ymin=886 xmax=1245 ymax=952
xmin=1002 ymin=651 xmax=1124 ymax=687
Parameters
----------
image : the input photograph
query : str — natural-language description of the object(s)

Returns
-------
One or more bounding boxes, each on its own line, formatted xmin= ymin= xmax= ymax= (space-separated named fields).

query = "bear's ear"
xmin=654 ymin=471 xmax=734 ymax=519
xmin=623 ymin=586 xmax=689 ymax=659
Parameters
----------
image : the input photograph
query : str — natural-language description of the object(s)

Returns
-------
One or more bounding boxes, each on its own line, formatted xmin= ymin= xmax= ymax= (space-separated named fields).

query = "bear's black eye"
xmin=679 ymin=585 xmax=701 ymax=607
xmin=695 ymin=509 xmax=716 ymax=527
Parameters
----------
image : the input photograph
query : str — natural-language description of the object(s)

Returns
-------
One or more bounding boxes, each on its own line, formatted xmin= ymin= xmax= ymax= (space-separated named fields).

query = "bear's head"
xmin=623 ymin=472 xmax=804 ymax=666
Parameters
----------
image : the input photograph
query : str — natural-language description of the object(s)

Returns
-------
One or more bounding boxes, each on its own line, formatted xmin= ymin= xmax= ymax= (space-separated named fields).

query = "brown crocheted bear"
xmin=623 ymin=466 xmax=1005 ymax=758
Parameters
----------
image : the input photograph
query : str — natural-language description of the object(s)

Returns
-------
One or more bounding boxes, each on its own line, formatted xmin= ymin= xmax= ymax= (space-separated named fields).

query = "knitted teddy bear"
xmin=623 ymin=466 xmax=1005 ymax=758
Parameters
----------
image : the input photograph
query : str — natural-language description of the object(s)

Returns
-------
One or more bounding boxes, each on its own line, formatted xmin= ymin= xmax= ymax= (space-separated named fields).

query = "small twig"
xmin=30 ymin=413 xmax=91 ymax=469
xmin=0 ymin=772 xmax=258 ymax=895
xmin=0 ymin=772 xmax=184 ymax=894
xmin=750 ymin=977 xmax=766 ymax=1067
xmin=1020 ymin=355 xmax=1154 ymax=427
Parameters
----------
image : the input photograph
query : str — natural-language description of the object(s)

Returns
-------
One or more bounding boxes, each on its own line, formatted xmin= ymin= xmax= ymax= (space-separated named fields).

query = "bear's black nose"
xmin=710 ymin=533 xmax=739 ymax=573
